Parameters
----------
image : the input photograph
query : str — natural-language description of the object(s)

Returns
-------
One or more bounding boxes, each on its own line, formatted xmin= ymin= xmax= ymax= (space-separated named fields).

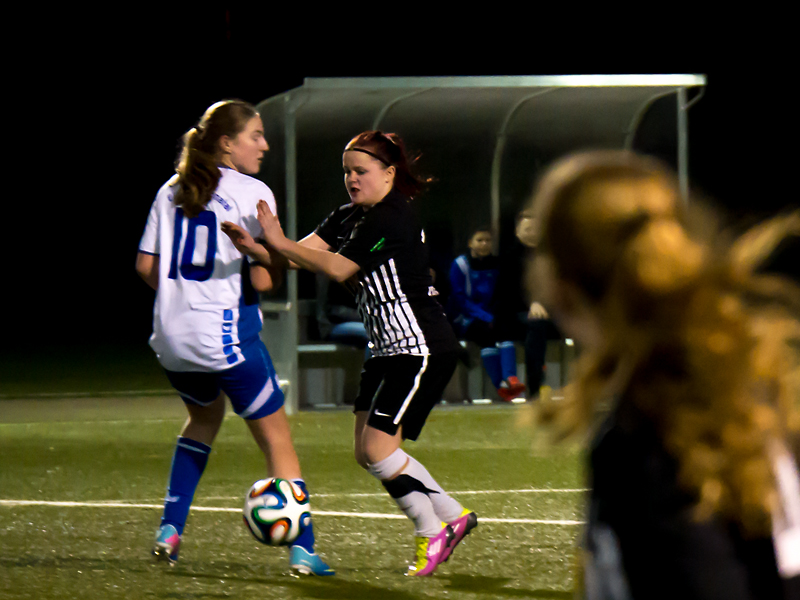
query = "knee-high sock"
xmin=497 ymin=341 xmax=518 ymax=381
xmin=290 ymin=479 xmax=316 ymax=553
xmin=369 ymin=449 xmax=463 ymax=537
xmin=401 ymin=454 xmax=465 ymax=523
xmin=480 ymin=347 xmax=503 ymax=389
xmin=161 ymin=436 xmax=211 ymax=535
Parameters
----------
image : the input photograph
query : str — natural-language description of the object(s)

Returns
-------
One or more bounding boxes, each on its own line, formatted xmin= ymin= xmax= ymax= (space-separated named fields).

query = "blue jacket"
xmin=448 ymin=254 xmax=499 ymax=335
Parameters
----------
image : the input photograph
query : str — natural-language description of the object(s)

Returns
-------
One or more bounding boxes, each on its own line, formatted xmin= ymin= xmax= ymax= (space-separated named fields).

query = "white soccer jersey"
xmin=139 ymin=167 xmax=276 ymax=372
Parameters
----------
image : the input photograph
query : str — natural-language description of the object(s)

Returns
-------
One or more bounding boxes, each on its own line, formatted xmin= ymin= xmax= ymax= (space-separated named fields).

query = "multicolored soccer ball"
xmin=242 ymin=478 xmax=311 ymax=546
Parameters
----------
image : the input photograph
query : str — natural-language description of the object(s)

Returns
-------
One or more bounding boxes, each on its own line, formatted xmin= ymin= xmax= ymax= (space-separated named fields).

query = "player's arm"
xmin=271 ymin=237 xmax=359 ymax=282
xmin=250 ymin=231 xmax=332 ymax=271
xmin=220 ymin=223 xmax=286 ymax=292
xmin=298 ymin=232 xmax=331 ymax=252
xmin=136 ymin=252 xmax=159 ymax=290
xmin=528 ymin=302 xmax=549 ymax=319
xmin=287 ymin=232 xmax=337 ymax=271
xmin=249 ymin=242 xmax=284 ymax=292
xmin=251 ymin=231 xmax=333 ymax=271
xmin=256 ymin=202 xmax=359 ymax=282
xmin=222 ymin=224 xmax=331 ymax=264
xmin=249 ymin=263 xmax=278 ymax=293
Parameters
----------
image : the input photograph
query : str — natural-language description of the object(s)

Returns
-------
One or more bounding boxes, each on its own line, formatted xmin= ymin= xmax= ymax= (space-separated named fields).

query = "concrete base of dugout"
xmin=298 ymin=340 xmax=574 ymax=409
xmin=441 ymin=340 xmax=574 ymax=404
xmin=298 ymin=344 xmax=365 ymax=409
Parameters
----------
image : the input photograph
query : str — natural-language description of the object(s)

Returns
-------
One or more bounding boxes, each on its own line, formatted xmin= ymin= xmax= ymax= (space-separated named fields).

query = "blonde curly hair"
xmin=530 ymin=150 xmax=800 ymax=535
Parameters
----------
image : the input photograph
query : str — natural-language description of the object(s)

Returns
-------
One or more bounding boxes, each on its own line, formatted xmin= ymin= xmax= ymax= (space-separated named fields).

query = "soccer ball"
xmin=242 ymin=478 xmax=311 ymax=546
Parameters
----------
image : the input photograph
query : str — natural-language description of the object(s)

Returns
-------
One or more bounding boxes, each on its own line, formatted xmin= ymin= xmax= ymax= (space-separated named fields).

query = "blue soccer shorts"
xmin=165 ymin=338 xmax=284 ymax=420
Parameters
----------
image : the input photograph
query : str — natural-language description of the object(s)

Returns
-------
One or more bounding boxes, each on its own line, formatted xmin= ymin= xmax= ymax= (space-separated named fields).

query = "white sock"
xmin=402 ymin=454 xmax=464 ymax=523
xmin=369 ymin=449 xmax=463 ymax=536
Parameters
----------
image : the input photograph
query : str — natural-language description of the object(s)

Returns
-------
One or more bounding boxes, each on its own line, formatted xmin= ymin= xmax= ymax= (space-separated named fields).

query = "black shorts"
xmin=353 ymin=352 xmax=458 ymax=441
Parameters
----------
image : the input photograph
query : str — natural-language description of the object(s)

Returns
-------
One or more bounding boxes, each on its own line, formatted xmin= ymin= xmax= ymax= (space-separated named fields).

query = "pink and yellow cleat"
xmin=406 ymin=526 xmax=454 ymax=576
xmin=441 ymin=509 xmax=478 ymax=563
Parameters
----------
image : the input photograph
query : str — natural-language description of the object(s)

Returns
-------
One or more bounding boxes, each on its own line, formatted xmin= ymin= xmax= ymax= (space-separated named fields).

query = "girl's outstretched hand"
xmin=221 ymin=221 xmax=258 ymax=255
xmin=528 ymin=301 xmax=549 ymax=319
xmin=257 ymin=200 xmax=286 ymax=248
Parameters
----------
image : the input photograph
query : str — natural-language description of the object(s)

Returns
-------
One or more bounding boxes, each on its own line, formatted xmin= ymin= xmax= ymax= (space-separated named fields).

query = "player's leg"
xmin=245 ymin=406 xmax=301 ymax=479
xmin=394 ymin=352 xmax=478 ymax=567
xmin=497 ymin=341 xmax=526 ymax=401
xmin=354 ymin=410 xmax=370 ymax=469
xmin=362 ymin=425 xmax=466 ymax=529
xmin=353 ymin=356 xmax=386 ymax=469
xmin=524 ymin=318 xmax=551 ymax=396
xmin=466 ymin=321 xmax=504 ymax=389
xmin=224 ymin=339 xmax=333 ymax=576
xmin=480 ymin=346 xmax=503 ymax=389
xmin=180 ymin=393 xmax=227 ymax=444
xmin=353 ymin=358 xmax=443 ymax=573
xmin=357 ymin=355 xmax=465 ymax=524
xmin=245 ymin=408 xmax=332 ymax=575
xmin=359 ymin=422 xmax=452 ymax=576
xmin=356 ymin=354 xmax=472 ymax=575
xmin=154 ymin=373 xmax=226 ymax=564
xmin=222 ymin=339 xmax=302 ymax=478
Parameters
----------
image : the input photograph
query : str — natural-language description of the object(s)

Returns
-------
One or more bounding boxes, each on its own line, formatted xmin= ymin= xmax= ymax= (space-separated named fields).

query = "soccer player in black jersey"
xmin=223 ymin=131 xmax=478 ymax=576
xmin=530 ymin=150 xmax=800 ymax=599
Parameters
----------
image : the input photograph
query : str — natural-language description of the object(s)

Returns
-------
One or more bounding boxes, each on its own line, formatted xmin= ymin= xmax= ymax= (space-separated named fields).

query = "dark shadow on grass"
xmin=443 ymin=574 xmax=573 ymax=599
xmin=161 ymin=594 xmax=233 ymax=599
xmin=2 ymin=557 xmax=572 ymax=599
xmin=170 ymin=566 xmax=419 ymax=600
xmin=0 ymin=556 xmax=152 ymax=571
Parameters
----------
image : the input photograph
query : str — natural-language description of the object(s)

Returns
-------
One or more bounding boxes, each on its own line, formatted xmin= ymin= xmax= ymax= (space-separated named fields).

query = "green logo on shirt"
xmin=370 ymin=237 xmax=386 ymax=252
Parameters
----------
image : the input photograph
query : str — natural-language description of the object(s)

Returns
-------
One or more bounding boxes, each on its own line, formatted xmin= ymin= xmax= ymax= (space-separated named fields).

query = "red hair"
xmin=344 ymin=131 xmax=429 ymax=198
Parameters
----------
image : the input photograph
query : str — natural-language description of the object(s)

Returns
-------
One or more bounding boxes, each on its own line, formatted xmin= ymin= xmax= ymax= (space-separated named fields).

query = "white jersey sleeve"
xmin=139 ymin=189 xmax=163 ymax=255
xmin=142 ymin=169 xmax=276 ymax=372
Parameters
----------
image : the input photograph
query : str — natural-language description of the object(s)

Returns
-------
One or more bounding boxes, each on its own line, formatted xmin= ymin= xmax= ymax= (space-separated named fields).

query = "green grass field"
xmin=0 ymin=398 xmax=585 ymax=599
xmin=0 ymin=345 xmax=171 ymax=398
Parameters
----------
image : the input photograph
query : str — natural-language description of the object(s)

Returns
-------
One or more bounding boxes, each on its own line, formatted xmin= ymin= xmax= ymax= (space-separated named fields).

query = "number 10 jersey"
xmin=139 ymin=168 xmax=276 ymax=372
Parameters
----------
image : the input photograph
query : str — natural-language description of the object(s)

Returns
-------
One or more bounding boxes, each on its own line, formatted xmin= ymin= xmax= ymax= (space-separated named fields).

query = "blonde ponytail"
xmin=173 ymin=127 xmax=221 ymax=219
xmin=172 ymin=100 xmax=258 ymax=219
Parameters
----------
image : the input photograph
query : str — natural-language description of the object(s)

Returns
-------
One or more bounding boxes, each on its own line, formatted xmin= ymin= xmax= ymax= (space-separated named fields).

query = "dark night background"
xmin=4 ymin=8 xmax=796 ymax=381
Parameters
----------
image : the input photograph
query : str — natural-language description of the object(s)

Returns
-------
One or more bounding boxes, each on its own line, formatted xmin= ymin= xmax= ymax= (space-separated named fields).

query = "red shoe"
xmin=498 ymin=376 xmax=526 ymax=402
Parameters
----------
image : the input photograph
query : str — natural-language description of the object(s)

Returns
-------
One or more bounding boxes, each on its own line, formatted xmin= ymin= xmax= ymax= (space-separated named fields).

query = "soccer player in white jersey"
xmin=136 ymin=100 xmax=333 ymax=576
xmin=223 ymin=131 xmax=478 ymax=577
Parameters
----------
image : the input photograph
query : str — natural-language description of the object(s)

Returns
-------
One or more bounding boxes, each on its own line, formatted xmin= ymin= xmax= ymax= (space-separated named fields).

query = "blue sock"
xmin=480 ymin=348 xmax=503 ymax=388
xmin=498 ymin=342 xmax=518 ymax=381
xmin=161 ymin=436 xmax=211 ymax=536
xmin=290 ymin=479 xmax=316 ymax=553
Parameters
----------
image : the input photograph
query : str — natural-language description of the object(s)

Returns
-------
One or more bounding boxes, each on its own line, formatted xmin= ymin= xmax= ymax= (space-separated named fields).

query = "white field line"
xmin=0 ymin=500 xmax=584 ymax=526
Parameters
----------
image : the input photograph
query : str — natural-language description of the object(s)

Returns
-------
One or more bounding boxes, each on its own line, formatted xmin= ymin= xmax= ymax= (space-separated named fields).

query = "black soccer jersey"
xmin=315 ymin=190 xmax=459 ymax=357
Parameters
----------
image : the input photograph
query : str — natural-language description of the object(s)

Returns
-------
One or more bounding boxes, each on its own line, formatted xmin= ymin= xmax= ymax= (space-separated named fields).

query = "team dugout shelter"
xmin=253 ymin=74 xmax=707 ymax=414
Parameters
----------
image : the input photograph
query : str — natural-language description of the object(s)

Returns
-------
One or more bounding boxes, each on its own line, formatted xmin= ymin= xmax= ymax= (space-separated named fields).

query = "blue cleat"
xmin=289 ymin=546 xmax=335 ymax=576
xmin=152 ymin=524 xmax=181 ymax=565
